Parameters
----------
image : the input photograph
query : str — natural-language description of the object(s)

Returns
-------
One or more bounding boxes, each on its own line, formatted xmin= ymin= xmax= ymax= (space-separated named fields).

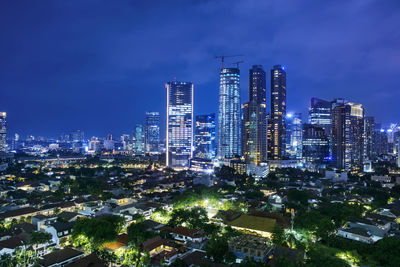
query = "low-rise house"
xmin=337 ymin=227 xmax=375 ymax=244
xmin=66 ymin=253 xmax=107 ymax=267
xmin=0 ymin=236 xmax=24 ymax=256
xmin=180 ymin=249 xmax=227 ymax=267
xmin=159 ymin=226 xmax=207 ymax=244
xmin=37 ymin=247 xmax=84 ymax=267
xmin=45 ymin=222 xmax=75 ymax=247
xmin=32 ymin=214 xmax=58 ymax=231
xmin=0 ymin=207 xmax=39 ymax=222
xmin=140 ymin=236 xmax=179 ymax=265
xmin=228 ymin=235 xmax=273 ymax=262
xmin=103 ymin=233 xmax=129 ymax=253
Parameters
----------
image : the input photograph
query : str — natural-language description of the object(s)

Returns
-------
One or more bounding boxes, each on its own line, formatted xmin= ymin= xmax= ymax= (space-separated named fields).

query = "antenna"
xmin=214 ymin=55 xmax=243 ymax=68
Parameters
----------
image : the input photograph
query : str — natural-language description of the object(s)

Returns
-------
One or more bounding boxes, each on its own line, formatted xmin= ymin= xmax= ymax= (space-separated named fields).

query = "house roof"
xmin=141 ymin=236 xmax=167 ymax=251
xmin=58 ymin=211 xmax=79 ymax=222
xmin=182 ymin=250 xmax=227 ymax=267
xmin=227 ymin=214 xmax=276 ymax=233
xmin=0 ymin=236 xmax=23 ymax=249
xmin=0 ymin=207 xmax=39 ymax=219
xmin=38 ymin=247 xmax=84 ymax=267
xmin=50 ymin=221 xmax=75 ymax=232
xmin=66 ymin=253 xmax=107 ymax=267
xmin=159 ymin=226 xmax=206 ymax=238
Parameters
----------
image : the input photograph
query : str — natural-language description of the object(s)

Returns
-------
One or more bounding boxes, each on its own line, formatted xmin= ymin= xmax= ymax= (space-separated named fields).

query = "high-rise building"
xmin=374 ymin=128 xmax=388 ymax=157
xmin=242 ymin=65 xmax=267 ymax=164
xmin=309 ymin=98 xmax=332 ymax=133
xmin=363 ymin=116 xmax=375 ymax=160
xmin=267 ymin=65 xmax=286 ymax=160
xmin=121 ymin=134 xmax=131 ymax=152
xmin=331 ymin=102 xmax=364 ymax=170
xmin=145 ymin=112 xmax=160 ymax=154
xmin=194 ymin=114 xmax=216 ymax=160
xmin=218 ymin=67 xmax=241 ymax=159
xmin=0 ymin=112 xmax=6 ymax=152
xmin=71 ymin=130 xmax=84 ymax=142
xmin=166 ymin=81 xmax=193 ymax=168
xmin=133 ymin=124 xmax=145 ymax=155
xmin=302 ymin=124 xmax=330 ymax=164
xmin=285 ymin=113 xmax=302 ymax=159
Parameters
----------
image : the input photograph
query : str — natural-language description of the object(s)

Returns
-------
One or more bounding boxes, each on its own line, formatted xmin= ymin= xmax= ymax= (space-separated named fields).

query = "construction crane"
xmin=214 ymin=55 xmax=243 ymax=68
xmin=228 ymin=60 xmax=244 ymax=69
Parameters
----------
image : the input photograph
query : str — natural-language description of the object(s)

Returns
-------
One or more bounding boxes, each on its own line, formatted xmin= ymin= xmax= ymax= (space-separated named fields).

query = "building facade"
xmin=194 ymin=114 xmax=216 ymax=160
xmin=0 ymin=112 xmax=6 ymax=152
xmin=145 ymin=112 xmax=160 ymax=154
xmin=267 ymin=65 xmax=286 ymax=160
xmin=302 ymin=124 xmax=330 ymax=164
xmin=133 ymin=124 xmax=145 ymax=155
xmin=166 ymin=81 xmax=193 ymax=168
xmin=242 ymin=65 xmax=267 ymax=164
xmin=218 ymin=68 xmax=241 ymax=159
xmin=363 ymin=116 xmax=375 ymax=160
xmin=285 ymin=113 xmax=302 ymax=159
xmin=332 ymin=102 xmax=364 ymax=170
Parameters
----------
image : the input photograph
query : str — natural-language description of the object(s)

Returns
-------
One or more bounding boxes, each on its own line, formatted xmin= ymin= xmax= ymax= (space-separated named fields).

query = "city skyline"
xmin=1 ymin=1 xmax=400 ymax=138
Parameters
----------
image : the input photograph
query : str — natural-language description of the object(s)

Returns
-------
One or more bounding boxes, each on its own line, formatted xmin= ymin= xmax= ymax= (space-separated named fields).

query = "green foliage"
xmin=206 ymin=236 xmax=235 ymax=264
xmin=306 ymin=245 xmax=350 ymax=267
xmin=272 ymin=225 xmax=285 ymax=246
xmin=372 ymin=237 xmax=400 ymax=267
xmin=287 ymin=189 xmax=311 ymax=206
xmin=29 ymin=231 xmax=52 ymax=246
xmin=72 ymin=215 xmax=125 ymax=248
xmin=127 ymin=222 xmax=156 ymax=245
xmin=168 ymin=207 xmax=208 ymax=229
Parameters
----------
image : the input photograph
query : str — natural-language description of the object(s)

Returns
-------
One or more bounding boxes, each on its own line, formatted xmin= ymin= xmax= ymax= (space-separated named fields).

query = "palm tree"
xmin=29 ymin=231 xmax=52 ymax=256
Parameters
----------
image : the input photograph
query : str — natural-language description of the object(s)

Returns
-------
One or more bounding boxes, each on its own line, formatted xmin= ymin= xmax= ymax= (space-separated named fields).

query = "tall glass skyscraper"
xmin=285 ymin=113 xmax=302 ymax=159
xmin=194 ymin=114 xmax=216 ymax=160
xmin=302 ymin=124 xmax=329 ymax=164
xmin=133 ymin=124 xmax=145 ymax=155
xmin=267 ymin=65 xmax=286 ymax=160
xmin=145 ymin=112 xmax=160 ymax=154
xmin=218 ymin=68 xmax=241 ymax=159
xmin=363 ymin=116 xmax=375 ymax=160
xmin=309 ymin=98 xmax=332 ymax=132
xmin=0 ymin=112 xmax=6 ymax=152
xmin=166 ymin=81 xmax=193 ymax=168
xmin=242 ymin=65 xmax=267 ymax=164
xmin=332 ymin=102 xmax=364 ymax=170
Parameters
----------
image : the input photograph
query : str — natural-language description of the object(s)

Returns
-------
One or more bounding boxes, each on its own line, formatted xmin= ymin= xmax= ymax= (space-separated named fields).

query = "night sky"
xmin=1 ymin=0 xmax=399 ymax=139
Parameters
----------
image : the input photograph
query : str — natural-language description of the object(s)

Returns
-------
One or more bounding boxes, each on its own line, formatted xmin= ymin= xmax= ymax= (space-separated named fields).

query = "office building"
xmin=267 ymin=65 xmax=286 ymax=160
xmin=166 ymin=81 xmax=193 ymax=168
xmin=194 ymin=114 xmax=216 ymax=160
xmin=363 ymin=116 xmax=375 ymax=160
xmin=285 ymin=113 xmax=302 ymax=159
xmin=0 ymin=112 xmax=6 ymax=152
xmin=133 ymin=124 xmax=145 ymax=155
xmin=242 ymin=65 xmax=267 ymax=164
xmin=331 ymin=102 xmax=364 ymax=170
xmin=145 ymin=112 xmax=160 ymax=154
xmin=218 ymin=67 xmax=241 ymax=159
xmin=302 ymin=124 xmax=329 ymax=164
xmin=309 ymin=98 xmax=332 ymax=132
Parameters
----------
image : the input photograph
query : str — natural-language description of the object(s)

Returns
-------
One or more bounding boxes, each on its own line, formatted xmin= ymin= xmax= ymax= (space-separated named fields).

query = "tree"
xmin=29 ymin=231 xmax=52 ymax=255
xmin=373 ymin=237 xmax=400 ymax=267
xmin=168 ymin=207 xmax=208 ymax=229
xmin=272 ymin=226 xmax=285 ymax=246
xmin=206 ymin=236 xmax=235 ymax=264
xmin=127 ymin=222 xmax=156 ymax=245
xmin=287 ymin=190 xmax=311 ymax=206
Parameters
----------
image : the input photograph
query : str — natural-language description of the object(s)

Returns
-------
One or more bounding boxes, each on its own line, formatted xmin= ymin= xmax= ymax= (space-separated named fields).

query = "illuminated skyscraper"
xmin=0 ymin=112 xmax=5 ymax=152
xmin=218 ymin=68 xmax=241 ymax=159
xmin=267 ymin=65 xmax=286 ymax=160
xmin=332 ymin=102 xmax=364 ymax=170
xmin=363 ymin=116 xmax=375 ymax=160
xmin=309 ymin=98 xmax=332 ymax=133
xmin=194 ymin=114 xmax=216 ymax=160
xmin=302 ymin=124 xmax=329 ymax=164
xmin=166 ymin=81 xmax=193 ymax=168
xmin=145 ymin=112 xmax=160 ymax=154
xmin=285 ymin=113 xmax=302 ymax=159
xmin=133 ymin=124 xmax=145 ymax=155
xmin=242 ymin=65 xmax=267 ymax=163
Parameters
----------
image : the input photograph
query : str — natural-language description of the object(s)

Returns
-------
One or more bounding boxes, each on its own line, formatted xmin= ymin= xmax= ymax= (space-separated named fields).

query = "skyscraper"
xmin=267 ymin=65 xmax=286 ymax=160
xmin=133 ymin=124 xmax=145 ymax=155
xmin=285 ymin=113 xmax=302 ymax=159
xmin=218 ymin=68 xmax=241 ymax=159
xmin=332 ymin=102 xmax=364 ymax=170
xmin=0 ymin=112 xmax=6 ymax=152
xmin=166 ymin=81 xmax=193 ymax=168
xmin=242 ymin=65 xmax=267 ymax=164
xmin=194 ymin=114 xmax=216 ymax=160
xmin=145 ymin=112 xmax=160 ymax=154
xmin=363 ymin=116 xmax=375 ymax=160
xmin=309 ymin=98 xmax=332 ymax=133
xmin=302 ymin=124 xmax=330 ymax=164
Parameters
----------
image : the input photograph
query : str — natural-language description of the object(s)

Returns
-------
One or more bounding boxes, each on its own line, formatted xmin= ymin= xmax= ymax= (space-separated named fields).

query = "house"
xmin=228 ymin=235 xmax=273 ymax=263
xmin=57 ymin=211 xmax=80 ymax=223
xmin=66 ymin=253 xmax=107 ymax=267
xmin=268 ymin=246 xmax=306 ymax=266
xmin=0 ymin=207 xmax=39 ymax=222
xmin=226 ymin=214 xmax=276 ymax=238
xmin=0 ymin=236 xmax=24 ymax=256
xmin=37 ymin=247 xmax=84 ymax=267
xmin=371 ymin=175 xmax=392 ymax=183
xmin=158 ymin=226 xmax=207 ymax=244
xmin=32 ymin=214 xmax=58 ymax=231
xmin=140 ymin=236 xmax=179 ymax=265
xmin=103 ymin=233 xmax=129 ymax=252
xmin=181 ymin=249 xmax=227 ymax=267
xmin=337 ymin=227 xmax=374 ymax=244
xmin=142 ymin=219 xmax=165 ymax=231
xmin=45 ymin=222 xmax=75 ymax=247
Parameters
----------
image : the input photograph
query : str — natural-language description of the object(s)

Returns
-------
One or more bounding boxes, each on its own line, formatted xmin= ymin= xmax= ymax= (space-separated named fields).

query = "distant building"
xmin=242 ymin=65 xmax=267 ymax=164
xmin=0 ymin=112 xmax=6 ymax=152
xmin=331 ymin=101 xmax=364 ymax=170
xmin=285 ymin=113 xmax=302 ymax=159
xmin=145 ymin=112 xmax=160 ymax=154
xmin=194 ymin=114 xmax=216 ymax=160
xmin=121 ymin=134 xmax=131 ymax=152
xmin=363 ymin=116 xmax=375 ymax=160
xmin=218 ymin=67 xmax=241 ymax=159
xmin=268 ymin=65 xmax=286 ymax=160
xmin=133 ymin=124 xmax=145 ymax=155
xmin=309 ymin=98 xmax=332 ymax=132
xmin=166 ymin=81 xmax=193 ymax=168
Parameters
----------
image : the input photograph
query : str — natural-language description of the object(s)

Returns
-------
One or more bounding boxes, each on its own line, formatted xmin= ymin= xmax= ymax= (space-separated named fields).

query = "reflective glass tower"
xmin=267 ymin=65 xmax=286 ymax=160
xmin=133 ymin=124 xmax=145 ymax=155
xmin=0 ymin=112 xmax=5 ymax=152
xmin=218 ymin=68 xmax=241 ymax=159
xmin=166 ymin=81 xmax=193 ymax=168
xmin=194 ymin=114 xmax=216 ymax=160
xmin=309 ymin=98 xmax=332 ymax=133
xmin=285 ymin=113 xmax=302 ymax=159
xmin=145 ymin=112 xmax=160 ymax=154
xmin=242 ymin=65 xmax=267 ymax=163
